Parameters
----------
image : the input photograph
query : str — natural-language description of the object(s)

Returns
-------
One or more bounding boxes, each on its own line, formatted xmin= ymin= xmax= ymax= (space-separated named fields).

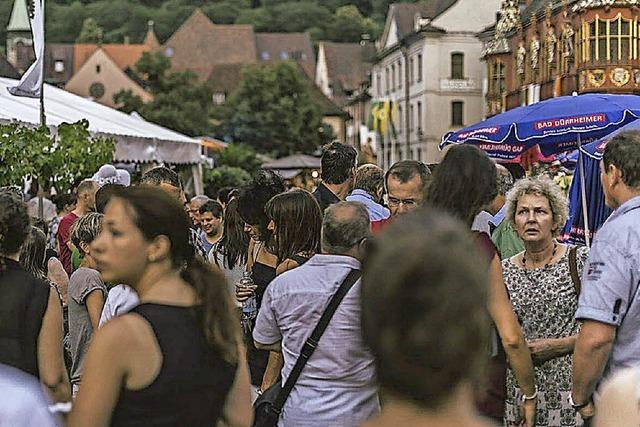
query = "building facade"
xmin=315 ymin=41 xmax=376 ymax=152
xmin=5 ymin=0 xmax=32 ymax=73
xmin=371 ymin=0 xmax=502 ymax=167
xmin=483 ymin=0 xmax=640 ymax=118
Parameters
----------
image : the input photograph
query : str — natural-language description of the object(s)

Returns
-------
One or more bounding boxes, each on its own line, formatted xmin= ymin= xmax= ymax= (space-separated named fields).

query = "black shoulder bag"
xmin=252 ymin=269 xmax=361 ymax=427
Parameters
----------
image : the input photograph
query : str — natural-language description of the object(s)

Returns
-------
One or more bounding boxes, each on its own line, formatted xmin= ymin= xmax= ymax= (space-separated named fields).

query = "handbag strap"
xmin=272 ymin=269 xmax=361 ymax=412
xmin=568 ymin=246 xmax=581 ymax=296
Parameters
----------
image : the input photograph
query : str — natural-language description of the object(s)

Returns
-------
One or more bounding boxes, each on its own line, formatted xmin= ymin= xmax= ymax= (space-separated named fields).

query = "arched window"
xmin=451 ymin=52 xmax=464 ymax=79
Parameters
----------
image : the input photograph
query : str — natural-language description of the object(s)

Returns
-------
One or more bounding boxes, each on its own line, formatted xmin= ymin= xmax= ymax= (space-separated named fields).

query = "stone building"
xmin=371 ymin=0 xmax=502 ymax=167
xmin=482 ymin=0 xmax=640 ymax=117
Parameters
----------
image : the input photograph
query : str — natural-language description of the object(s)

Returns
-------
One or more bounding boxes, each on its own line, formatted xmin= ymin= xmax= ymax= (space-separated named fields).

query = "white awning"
xmin=0 ymin=77 xmax=201 ymax=165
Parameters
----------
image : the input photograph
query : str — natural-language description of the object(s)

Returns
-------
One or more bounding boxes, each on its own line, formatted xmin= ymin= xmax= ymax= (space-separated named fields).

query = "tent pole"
xmin=578 ymin=134 xmax=591 ymax=247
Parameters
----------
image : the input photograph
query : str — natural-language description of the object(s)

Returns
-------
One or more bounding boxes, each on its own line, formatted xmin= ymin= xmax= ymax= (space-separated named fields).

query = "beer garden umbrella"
xmin=440 ymin=93 xmax=640 ymax=246
xmin=561 ymin=120 xmax=640 ymax=245
xmin=440 ymin=93 xmax=640 ymax=160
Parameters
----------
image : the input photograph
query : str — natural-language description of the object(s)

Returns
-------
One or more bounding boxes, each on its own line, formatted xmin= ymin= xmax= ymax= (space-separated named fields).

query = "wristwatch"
xmin=569 ymin=393 xmax=590 ymax=410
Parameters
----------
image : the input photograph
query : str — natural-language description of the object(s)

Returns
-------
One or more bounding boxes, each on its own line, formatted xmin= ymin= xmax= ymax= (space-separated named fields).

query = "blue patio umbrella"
xmin=440 ymin=93 xmax=640 ymax=160
xmin=556 ymin=150 xmax=578 ymax=170
xmin=561 ymin=140 xmax=611 ymax=245
xmin=560 ymin=120 xmax=640 ymax=245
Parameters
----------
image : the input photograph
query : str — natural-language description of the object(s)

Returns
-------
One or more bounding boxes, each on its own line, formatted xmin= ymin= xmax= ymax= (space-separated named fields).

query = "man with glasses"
xmin=371 ymin=160 xmax=431 ymax=233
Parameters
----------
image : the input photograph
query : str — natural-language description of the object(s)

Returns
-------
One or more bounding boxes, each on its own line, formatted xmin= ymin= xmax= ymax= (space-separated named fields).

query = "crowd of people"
xmin=0 ymin=133 xmax=639 ymax=426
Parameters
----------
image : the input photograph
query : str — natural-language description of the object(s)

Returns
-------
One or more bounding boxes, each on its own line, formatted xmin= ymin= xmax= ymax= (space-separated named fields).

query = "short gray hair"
xmin=322 ymin=202 xmax=370 ymax=254
xmin=505 ymin=177 xmax=568 ymax=236
xmin=354 ymin=164 xmax=384 ymax=197
xmin=190 ymin=195 xmax=210 ymax=206
xmin=496 ymin=164 xmax=514 ymax=196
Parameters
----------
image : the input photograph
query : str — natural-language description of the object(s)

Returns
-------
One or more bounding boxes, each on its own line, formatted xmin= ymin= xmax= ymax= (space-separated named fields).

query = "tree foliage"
xmin=215 ymin=143 xmax=262 ymax=174
xmin=42 ymin=0 xmax=399 ymax=45
xmin=76 ymin=18 xmax=104 ymax=43
xmin=113 ymin=52 xmax=213 ymax=137
xmin=219 ymin=62 xmax=327 ymax=157
xmin=203 ymin=165 xmax=251 ymax=199
xmin=0 ymin=121 xmax=116 ymax=193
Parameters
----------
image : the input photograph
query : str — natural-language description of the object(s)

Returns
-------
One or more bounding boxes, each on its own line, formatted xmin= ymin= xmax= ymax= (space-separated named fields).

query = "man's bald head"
xmin=322 ymin=201 xmax=370 ymax=255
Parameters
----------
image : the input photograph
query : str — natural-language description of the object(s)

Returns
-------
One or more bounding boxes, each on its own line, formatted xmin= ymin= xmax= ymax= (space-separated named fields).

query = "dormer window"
xmin=414 ymin=14 xmax=431 ymax=32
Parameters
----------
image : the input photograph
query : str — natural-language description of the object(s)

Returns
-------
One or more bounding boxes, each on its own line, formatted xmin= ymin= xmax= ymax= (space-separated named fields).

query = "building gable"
xmin=315 ymin=43 xmax=330 ymax=97
xmin=73 ymin=44 xmax=152 ymax=75
xmin=65 ymin=48 xmax=151 ymax=108
xmin=163 ymin=8 xmax=257 ymax=80
xmin=385 ymin=20 xmax=399 ymax=49
xmin=319 ymin=41 xmax=375 ymax=107
xmin=7 ymin=0 xmax=30 ymax=32
xmin=432 ymin=0 xmax=501 ymax=32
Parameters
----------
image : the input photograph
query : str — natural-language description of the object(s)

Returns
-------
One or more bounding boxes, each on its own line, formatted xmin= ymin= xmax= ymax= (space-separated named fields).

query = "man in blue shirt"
xmin=346 ymin=164 xmax=390 ymax=222
xmin=571 ymin=131 xmax=640 ymax=422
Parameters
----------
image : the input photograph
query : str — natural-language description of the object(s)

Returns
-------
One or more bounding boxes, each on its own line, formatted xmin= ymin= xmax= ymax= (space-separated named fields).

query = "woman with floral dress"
xmin=502 ymin=177 xmax=588 ymax=427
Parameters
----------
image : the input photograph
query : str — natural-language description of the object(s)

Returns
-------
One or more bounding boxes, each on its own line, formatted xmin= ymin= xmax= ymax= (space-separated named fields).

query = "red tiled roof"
xmin=255 ymin=33 xmax=316 ymax=78
xmin=73 ymin=43 xmax=152 ymax=73
xmin=162 ymin=8 xmax=257 ymax=80
xmin=394 ymin=1 xmax=458 ymax=37
xmin=321 ymin=41 xmax=375 ymax=107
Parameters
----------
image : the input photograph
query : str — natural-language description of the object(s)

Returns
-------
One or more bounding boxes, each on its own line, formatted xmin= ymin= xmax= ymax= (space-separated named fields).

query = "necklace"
xmin=523 ymin=241 xmax=557 ymax=270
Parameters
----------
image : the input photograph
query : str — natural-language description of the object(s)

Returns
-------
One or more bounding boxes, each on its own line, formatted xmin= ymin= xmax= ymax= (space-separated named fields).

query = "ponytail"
xmin=181 ymin=257 xmax=240 ymax=365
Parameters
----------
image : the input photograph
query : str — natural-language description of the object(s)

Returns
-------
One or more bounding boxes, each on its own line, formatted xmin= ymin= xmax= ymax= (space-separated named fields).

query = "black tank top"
xmin=246 ymin=261 xmax=277 ymax=386
xmin=0 ymin=258 xmax=50 ymax=378
xmin=110 ymin=303 xmax=236 ymax=427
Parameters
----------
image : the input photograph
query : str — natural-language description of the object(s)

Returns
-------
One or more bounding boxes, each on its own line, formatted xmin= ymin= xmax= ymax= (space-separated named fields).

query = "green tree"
xmin=76 ymin=17 xmax=103 ymax=43
xmin=268 ymin=2 xmax=332 ymax=33
xmin=114 ymin=52 xmax=214 ymax=136
xmin=215 ymin=143 xmax=262 ymax=173
xmin=203 ymin=2 xmax=243 ymax=24
xmin=221 ymin=62 xmax=326 ymax=157
xmin=234 ymin=7 xmax=273 ymax=31
xmin=203 ymin=165 xmax=251 ymax=199
xmin=324 ymin=5 xmax=382 ymax=42
xmin=0 ymin=121 xmax=116 ymax=193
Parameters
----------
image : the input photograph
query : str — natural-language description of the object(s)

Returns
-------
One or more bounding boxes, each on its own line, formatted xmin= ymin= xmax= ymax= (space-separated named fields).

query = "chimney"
xmin=124 ymin=35 xmax=130 ymax=45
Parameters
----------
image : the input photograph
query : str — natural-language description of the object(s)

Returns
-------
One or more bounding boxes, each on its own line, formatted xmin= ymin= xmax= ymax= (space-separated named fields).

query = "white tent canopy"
xmin=0 ymin=77 xmax=201 ymax=165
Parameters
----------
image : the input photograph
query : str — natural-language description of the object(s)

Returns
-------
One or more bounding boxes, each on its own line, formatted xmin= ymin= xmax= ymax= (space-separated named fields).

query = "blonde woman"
xmin=502 ymin=177 xmax=588 ymax=427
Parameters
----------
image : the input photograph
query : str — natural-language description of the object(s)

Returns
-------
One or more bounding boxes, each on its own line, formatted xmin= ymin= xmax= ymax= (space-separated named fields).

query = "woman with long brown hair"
xmin=425 ymin=145 xmax=537 ymax=426
xmin=69 ymin=186 xmax=251 ymax=427
xmin=265 ymin=189 xmax=322 ymax=275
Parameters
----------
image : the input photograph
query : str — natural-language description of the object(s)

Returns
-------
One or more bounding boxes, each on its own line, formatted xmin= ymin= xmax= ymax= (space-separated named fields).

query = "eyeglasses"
xmin=387 ymin=197 xmax=417 ymax=207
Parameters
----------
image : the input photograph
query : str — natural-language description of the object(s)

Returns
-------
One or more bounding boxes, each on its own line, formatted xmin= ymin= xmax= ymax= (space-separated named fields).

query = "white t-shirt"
xmin=99 ymin=284 xmax=139 ymax=327
xmin=595 ymin=367 xmax=640 ymax=427
xmin=0 ymin=364 xmax=60 ymax=427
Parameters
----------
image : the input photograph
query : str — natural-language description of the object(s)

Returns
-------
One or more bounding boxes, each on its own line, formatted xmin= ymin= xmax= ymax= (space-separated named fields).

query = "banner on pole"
xmin=8 ymin=0 xmax=44 ymax=98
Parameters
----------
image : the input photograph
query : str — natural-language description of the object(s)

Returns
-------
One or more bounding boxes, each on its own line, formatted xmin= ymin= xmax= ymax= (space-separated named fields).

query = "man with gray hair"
xmin=253 ymin=202 xmax=379 ymax=426
xmin=346 ymin=164 xmax=390 ymax=222
xmin=490 ymin=164 xmax=525 ymax=259
xmin=188 ymin=195 xmax=210 ymax=229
